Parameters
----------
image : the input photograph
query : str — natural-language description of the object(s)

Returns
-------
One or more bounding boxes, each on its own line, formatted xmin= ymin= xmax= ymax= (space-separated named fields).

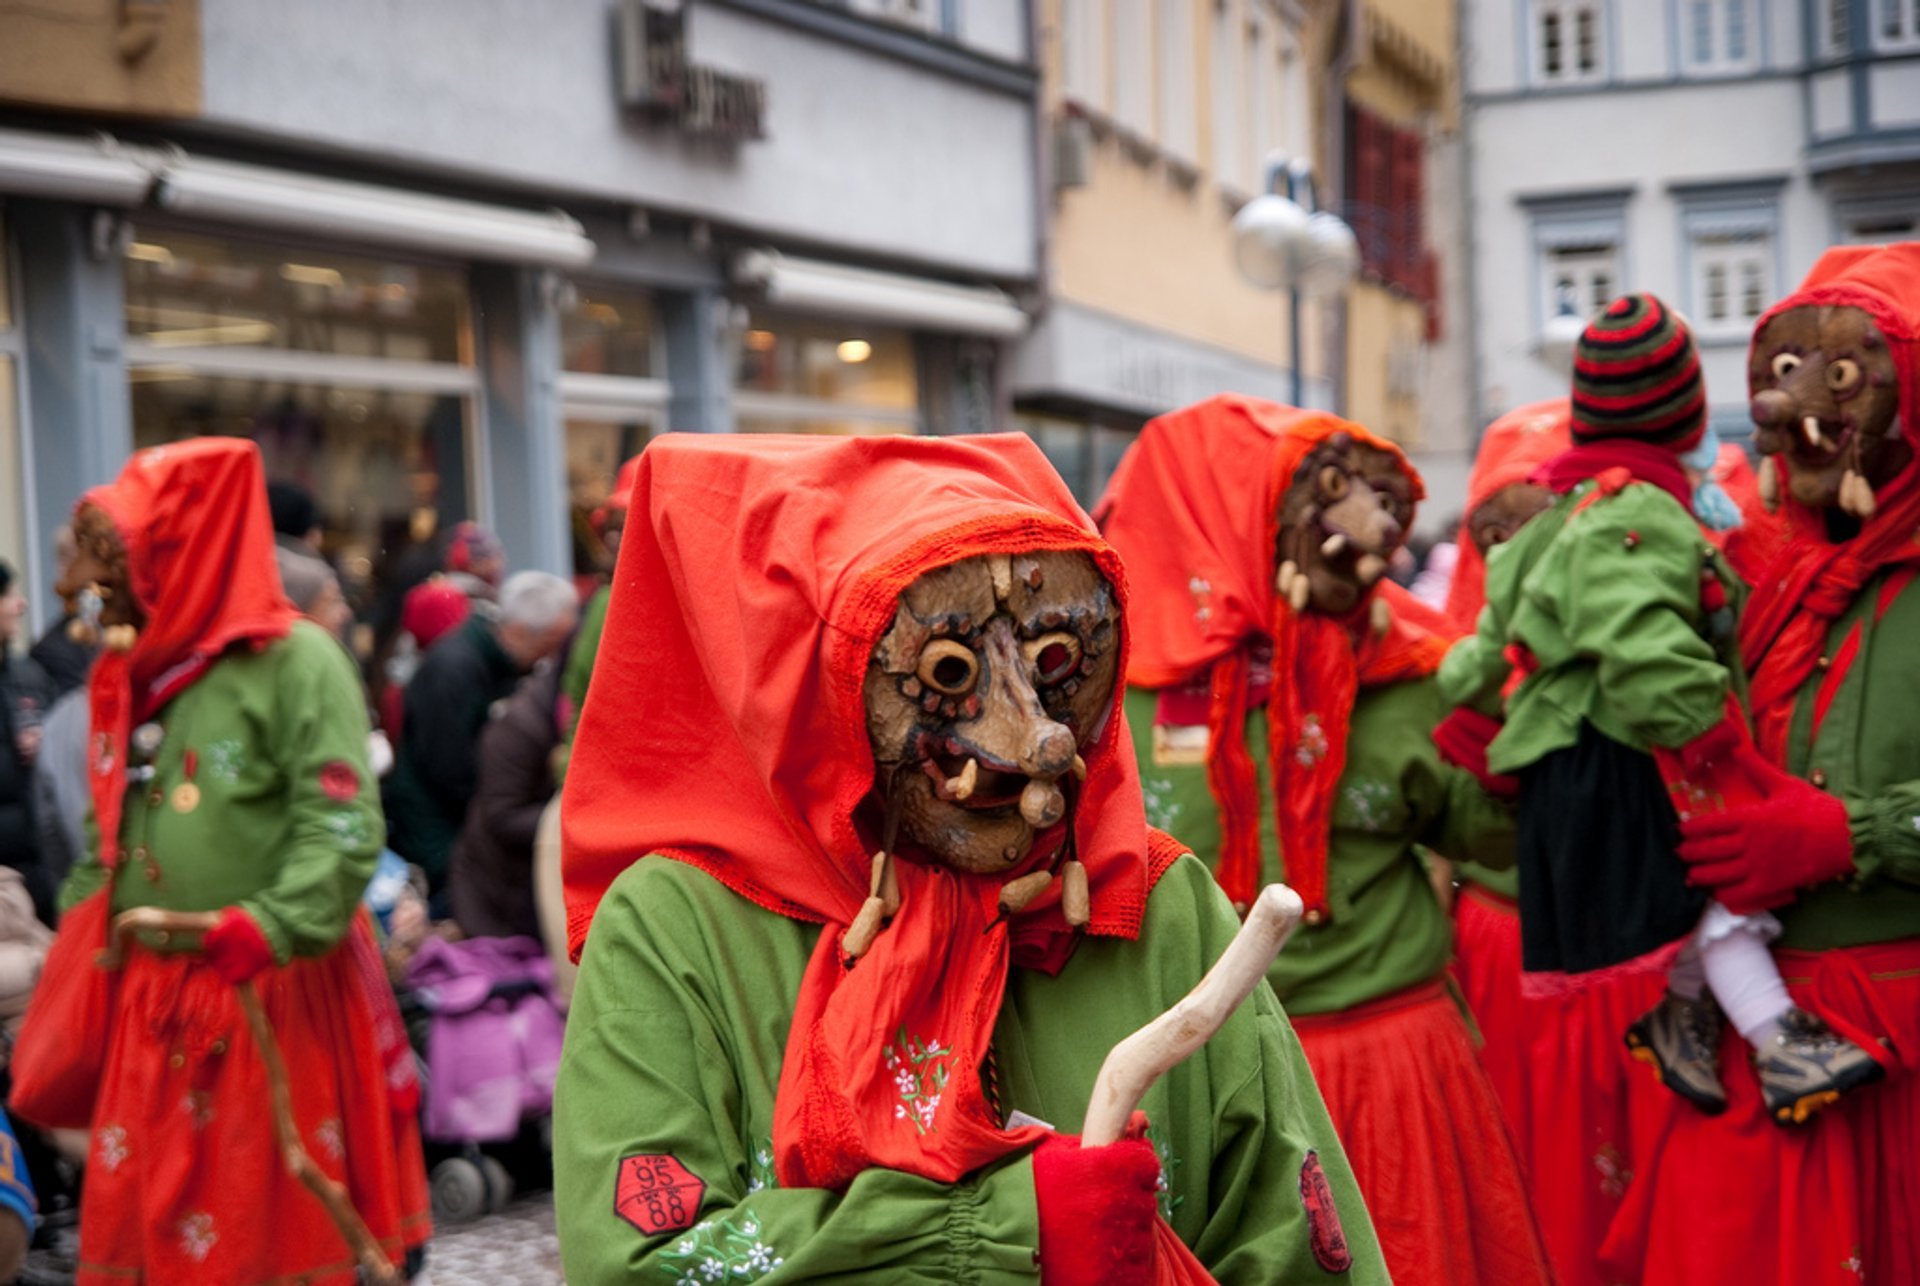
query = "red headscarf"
xmin=80 ymin=440 xmax=298 ymax=867
xmin=1739 ymin=243 xmax=1920 ymax=763
xmin=1443 ymin=400 xmax=1573 ymax=634
xmin=1094 ymin=396 xmax=1449 ymax=920
xmin=562 ymin=432 xmax=1174 ymax=1193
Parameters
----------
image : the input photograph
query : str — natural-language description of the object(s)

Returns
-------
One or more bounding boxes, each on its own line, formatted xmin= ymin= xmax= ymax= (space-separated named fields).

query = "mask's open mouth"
xmin=1784 ymin=413 xmax=1855 ymax=468
xmin=1309 ymin=523 xmax=1392 ymax=587
xmin=922 ymin=739 xmax=1029 ymax=811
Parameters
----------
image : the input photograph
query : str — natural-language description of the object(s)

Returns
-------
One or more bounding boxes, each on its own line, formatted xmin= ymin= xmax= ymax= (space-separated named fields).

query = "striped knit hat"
xmin=1570 ymin=293 xmax=1707 ymax=452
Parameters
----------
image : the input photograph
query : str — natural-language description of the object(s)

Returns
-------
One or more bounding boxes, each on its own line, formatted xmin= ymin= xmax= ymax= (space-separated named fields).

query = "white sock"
xmin=1668 ymin=941 xmax=1706 ymax=1000
xmin=1698 ymin=904 xmax=1791 ymax=1047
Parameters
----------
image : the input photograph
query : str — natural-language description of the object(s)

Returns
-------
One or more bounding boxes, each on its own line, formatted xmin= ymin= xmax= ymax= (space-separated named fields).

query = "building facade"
xmin=1463 ymin=0 xmax=1920 ymax=443
xmin=1013 ymin=0 xmax=1333 ymax=504
xmin=0 ymin=0 xmax=1038 ymax=629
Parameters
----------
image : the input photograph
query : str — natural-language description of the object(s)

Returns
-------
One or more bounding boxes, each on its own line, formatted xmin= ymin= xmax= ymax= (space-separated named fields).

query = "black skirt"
xmin=1515 ymin=721 xmax=1705 ymax=976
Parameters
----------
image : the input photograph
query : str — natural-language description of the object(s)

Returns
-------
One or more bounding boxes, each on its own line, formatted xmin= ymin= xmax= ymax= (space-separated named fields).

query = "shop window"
xmin=1683 ymin=0 xmax=1757 ymax=73
xmin=123 ymin=229 xmax=477 ymax=651
xmin=1016 ymin=415 xmax=1139 ymax=507
xmin=733 ymin=310 xmax=920 ymax=436
xmin=1532 ymin=1 xmax=1605 ymax=85
xmin=560 ymin=283 xmax=665 ymax=581
xmin=0 ymin=216 xmax=27 ymax=606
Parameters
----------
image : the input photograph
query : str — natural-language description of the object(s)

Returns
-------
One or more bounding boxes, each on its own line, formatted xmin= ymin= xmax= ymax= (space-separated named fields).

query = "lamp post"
xmin=1230 ymin=155 xmax=1360 ymax=407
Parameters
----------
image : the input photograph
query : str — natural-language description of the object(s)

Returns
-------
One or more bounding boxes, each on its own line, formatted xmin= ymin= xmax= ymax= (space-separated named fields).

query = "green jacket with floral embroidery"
xmin=1769 ymin=567 xmax=1920 ymax=951
xmin=554 ymin=853 xmax=1389 ymax=1285
xmin=58 ymin=621 xmax=384 ymax=961
xmin=1125 ymin=678 xmax=1513 ymax=1017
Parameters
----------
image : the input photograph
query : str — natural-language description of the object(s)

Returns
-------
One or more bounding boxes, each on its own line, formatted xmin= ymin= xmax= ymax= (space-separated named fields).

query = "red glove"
xmin=1678 ymin=781 xmax=1855 ymax=914
xmin=1033 ymin=1115 xmax=1163 ymax=1286
xmin=202 ymin=908 xmax=275 ymax=985
xmin=1432 ymin=708 xmax=1519 ymax=801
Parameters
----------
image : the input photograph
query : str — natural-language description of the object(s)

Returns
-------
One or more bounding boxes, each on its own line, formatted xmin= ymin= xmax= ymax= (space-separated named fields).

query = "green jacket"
xmin=555 ymin=854 xmax=1389 ymax=1285
xmin=61 ymin=621 xmax=384 ymax=962
xmin=1439 ymin=481 xmax=1738 ymax=774
xmin=1127 ymin=678 xmax=1513 ymax=1016
xmin=1772 ymin=567 xmax=1920 ymax=950
xmin=553 ymin=584 xmax=612 ymax=783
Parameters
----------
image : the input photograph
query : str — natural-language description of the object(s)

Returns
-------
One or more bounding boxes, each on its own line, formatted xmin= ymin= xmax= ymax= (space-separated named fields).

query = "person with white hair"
xmin=384 ymin=568 xmax=577 ymax=905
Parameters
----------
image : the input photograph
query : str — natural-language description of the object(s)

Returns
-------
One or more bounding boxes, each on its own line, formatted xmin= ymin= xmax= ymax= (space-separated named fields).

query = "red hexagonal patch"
xmin=614 ymin=1153 xmax=705 ymax=1236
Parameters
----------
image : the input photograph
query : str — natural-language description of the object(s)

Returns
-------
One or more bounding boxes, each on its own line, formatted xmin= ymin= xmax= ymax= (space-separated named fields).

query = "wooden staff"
xmin=99 ymin=907 xmax=404 ymax=1286
xmin=1081 ymin=884 xmax=1304 ymax=1148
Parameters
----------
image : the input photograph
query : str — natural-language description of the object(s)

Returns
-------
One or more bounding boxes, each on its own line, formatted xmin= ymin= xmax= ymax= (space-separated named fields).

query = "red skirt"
xmin=1291 ymin=979 xmax=1557 ymax=1286
xmin=1452 ymin=883 xmax=1663 ymax=1286
xmin=1605 ymin=938 xmax=1920 ymax=1286
xmin=76 ymin=925 xmax=430 ymax=1285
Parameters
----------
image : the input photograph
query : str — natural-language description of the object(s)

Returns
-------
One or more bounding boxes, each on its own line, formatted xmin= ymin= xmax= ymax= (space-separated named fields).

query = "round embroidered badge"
xmin=318 ymin=760 xmax=360 ymax=802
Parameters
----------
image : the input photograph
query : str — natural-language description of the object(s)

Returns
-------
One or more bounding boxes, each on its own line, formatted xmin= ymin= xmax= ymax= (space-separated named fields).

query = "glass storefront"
xmin=733 ymin=308 xmax=919 ymax=435
xmin=123 ymin=228 xmax=477 ymax=651
xmin=0 ymin=212 xmax=25 ymax=600
xmin=1015 ymin=412 xmax=1137 ymax=506
xmin=560 ymin=283 xmax=666 ymax=581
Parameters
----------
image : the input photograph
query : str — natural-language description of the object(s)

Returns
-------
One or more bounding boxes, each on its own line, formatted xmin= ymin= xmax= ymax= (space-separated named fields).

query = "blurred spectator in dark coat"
xmin=448 ymin=660 xmax=564 ymax=940
xmin=0 ymin=563 xmax=57 ymax=923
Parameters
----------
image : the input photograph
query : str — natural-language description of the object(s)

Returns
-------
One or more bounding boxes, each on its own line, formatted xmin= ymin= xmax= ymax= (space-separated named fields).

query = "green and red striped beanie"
xmin=1570 ymin=293 xmax=1706 ymax=453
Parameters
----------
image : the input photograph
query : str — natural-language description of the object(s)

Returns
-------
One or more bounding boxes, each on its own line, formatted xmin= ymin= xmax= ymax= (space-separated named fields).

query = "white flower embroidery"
xmin=740 ymin=1243 xmax=782 ymax=1274
xmin=179 ymin=1212 xmax=218 ymax=1262
xmin=95 ymin=1125 xmax=129 ymax=1173
xmin=700 ymin=1257 xmax=726 ymax=1281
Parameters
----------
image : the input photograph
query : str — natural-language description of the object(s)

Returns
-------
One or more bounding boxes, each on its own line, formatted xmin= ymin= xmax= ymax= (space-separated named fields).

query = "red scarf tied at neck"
xmin=1737 ymin=243 xmax=1920 ymax=763
xmin=80 ymin=440 xmax=298 ymax=869
xmin=1095 ymin=396 xmax=1450 ymax=921
xmin=562 ymin=432 xmax=1179 ymax=1196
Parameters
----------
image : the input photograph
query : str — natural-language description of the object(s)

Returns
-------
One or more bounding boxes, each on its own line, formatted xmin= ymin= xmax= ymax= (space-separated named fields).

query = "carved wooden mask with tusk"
xmin=1272 ymin=434 xmax=1415 ymax=618
xmin=863 ymin=551 xmax=1120 ymax=873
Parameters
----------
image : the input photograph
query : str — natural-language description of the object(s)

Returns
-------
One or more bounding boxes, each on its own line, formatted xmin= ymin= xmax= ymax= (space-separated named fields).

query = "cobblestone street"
xmin=428 ymin=1195 xmax=563 ymax=1286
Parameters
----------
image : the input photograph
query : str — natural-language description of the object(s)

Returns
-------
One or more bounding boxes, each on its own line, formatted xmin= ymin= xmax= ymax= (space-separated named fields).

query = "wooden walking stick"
xmin=99 ymin=908 xmax=404 ymax=1286
xmin=1081 ymin=884 xmax=1304 ymax=1148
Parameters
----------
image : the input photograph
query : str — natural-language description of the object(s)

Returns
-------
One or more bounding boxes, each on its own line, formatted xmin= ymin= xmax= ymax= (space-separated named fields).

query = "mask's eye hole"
xmin=1826 ymin=358 xmax=1861 ymax=393
xmin=916 ymin=640 xmax=979 ymax=697
xmin=1023 ymin=631 xmax=1083 ymax=685
xmin=1771 ymin=352 xmax=1802 ymax=381
xmin=1318 ymin=465 xmax=1349 ymax=500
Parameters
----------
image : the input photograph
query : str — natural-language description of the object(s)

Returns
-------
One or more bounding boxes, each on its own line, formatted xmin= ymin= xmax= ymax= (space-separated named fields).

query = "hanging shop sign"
xmin=617 ymin=0 xmax=767 ymax=142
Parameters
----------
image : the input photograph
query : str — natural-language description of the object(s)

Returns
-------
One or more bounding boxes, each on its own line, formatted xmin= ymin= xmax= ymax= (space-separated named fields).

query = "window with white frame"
xmin=1158 ymin=0 xmax=1198 ymax=163
xmin=1532 ymin=1 xmax=1606 ymax=85
xmin=1678 ymin=191 xmax=1779 ymax=339
xmin=1113 ymin=3 xmax=1153 ymax=137
xmin=1527 ymin=197 xmax=1629 ymax=335
xmin=1836 ymin=194 xmax=1919 ymax=244
xmin=846 ymin=0 xmax=947 ymax=36
xmin=1211 ymin=0 xmax=1245 ymax=192
xmin=1062 ymin=0 xmax=1109 ymax=113
xmin=1878 ymin=0 xmax=1920 ymax=49
xmin=1823 ymin=0 xmax=1851 ymax=55
xmin=1682 ymin=0 xmax=1757 ymax=73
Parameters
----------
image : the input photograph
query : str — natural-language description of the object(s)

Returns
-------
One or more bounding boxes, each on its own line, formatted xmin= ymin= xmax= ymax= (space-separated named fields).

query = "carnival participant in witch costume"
xmin=1094 ymin=395 xmax=1554 ymax=1286
xmin=1440 ymin=295 xmax=1883 ymax=1136
xmin=553 ymin=432 xmax=1388 ymax=1285
xmin=9 ymin=440 xmax=429 ymax=1285
xmin=1438 ymin=398 xmax=1668 ymax=1286
xmin=1606 ymin=244 xmax=1920 ymax=1285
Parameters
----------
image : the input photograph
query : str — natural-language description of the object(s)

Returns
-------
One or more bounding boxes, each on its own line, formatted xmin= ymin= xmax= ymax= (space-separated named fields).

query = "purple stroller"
xmin=402 ymin=935 xmax=566 ymax=1222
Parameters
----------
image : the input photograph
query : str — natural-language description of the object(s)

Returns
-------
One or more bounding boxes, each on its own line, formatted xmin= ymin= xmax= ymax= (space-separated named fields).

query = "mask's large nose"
xmin=976 ymin=619 xmax=1074 ymax=777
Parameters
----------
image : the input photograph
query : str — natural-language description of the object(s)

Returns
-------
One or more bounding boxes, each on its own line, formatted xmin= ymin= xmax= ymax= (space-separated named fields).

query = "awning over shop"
xmin=155 ymin=156 xmax=594 ymax=268
xmin=733 ymin=249 xmax=1027 ymax=338
xmin=0 ymin=127 xmax=155 ymax=205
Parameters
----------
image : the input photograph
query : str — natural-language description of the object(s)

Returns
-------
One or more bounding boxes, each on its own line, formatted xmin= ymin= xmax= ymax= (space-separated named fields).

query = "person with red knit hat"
xmin=553 ymin=433 xmax=1387 ymax=1284
xmin=1096 ymin=395 xmax=1553 ymax=1286
xmin=8 ymin=440 xmax=429 ymax=1284
xmin=1605 ymin=243 xmax=1920 ymax=1285
xmin=1440 ymin=293 xmax=1883 ymax=1141
xmin=1440 ymin=398 xmax=1669 ymax=1286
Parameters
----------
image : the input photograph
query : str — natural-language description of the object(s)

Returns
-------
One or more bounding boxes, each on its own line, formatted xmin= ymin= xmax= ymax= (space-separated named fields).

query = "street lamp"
xmin=1230 ymin=155 xmax=1360 ymax=407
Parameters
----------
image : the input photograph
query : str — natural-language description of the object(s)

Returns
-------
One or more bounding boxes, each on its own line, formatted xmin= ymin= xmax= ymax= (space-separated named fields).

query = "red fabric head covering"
xmin=1443 ymin=400 xmax=1573 ymax=633
xmin=400 ymin=578 xmax=471 ymax=649
xmin=1094 ymin=396 xmax=1449 ymax=919
xmin=443 ymin=521 xmax=503 ymax=584
xmin=80 ymin=439 xmax=298 ymax=867
xmin=563 ymin=432 xmax=1170 ymax=1193
xmin=1739 ymin=242 xmax=1920 ymax=762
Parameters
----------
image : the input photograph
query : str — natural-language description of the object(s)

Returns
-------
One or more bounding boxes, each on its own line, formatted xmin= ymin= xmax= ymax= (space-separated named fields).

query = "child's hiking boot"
xmin=1625 ymin=991 xmax=1728 ymax=1115
xmin=1756 ymin=1007 xmax=1886 ymax=1126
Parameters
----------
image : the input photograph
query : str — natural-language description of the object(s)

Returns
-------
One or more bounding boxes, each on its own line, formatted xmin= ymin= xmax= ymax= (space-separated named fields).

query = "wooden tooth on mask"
xmin=1370 ymin=595 xmax=1392 ymax=638
xmin=1758 ymin=455 xmax=1781 ymax=514
xmin=1841 ymin=470 xmax=1877 ymax=520
xmin=842 ymin=895 xmax=888 ymax=961
xmin=102 ymin=624 xmax=139 ymax=653
xmin=1071 ymin=753 xmax=1087 ymax=782
xmin=1061 ymin=859 xmax=1090 ymax=928
xmin=998 ymin=868 xmax=1053 ymax=916
xmin=1356 ymin=553 xmax=1388 ymax=586
xmin=1020 ymin=779 xmax=1066 ymax=829
xmin=869 ymin=850 xmax=901 ymax=918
